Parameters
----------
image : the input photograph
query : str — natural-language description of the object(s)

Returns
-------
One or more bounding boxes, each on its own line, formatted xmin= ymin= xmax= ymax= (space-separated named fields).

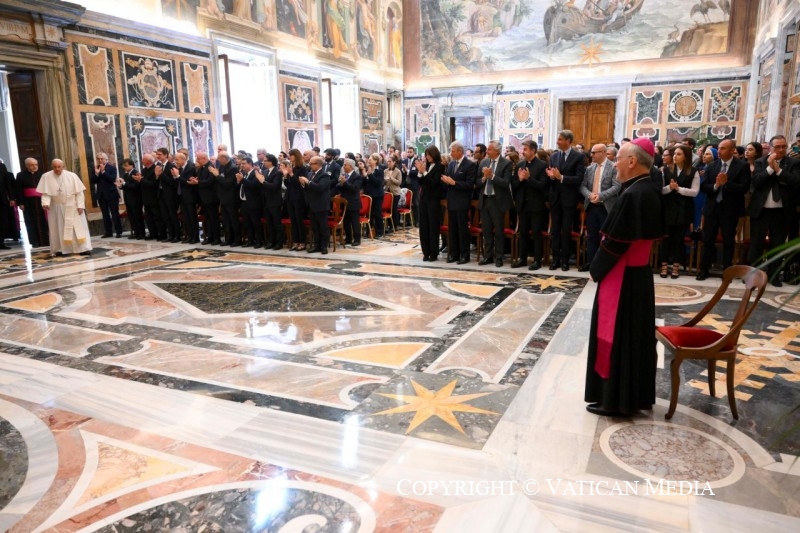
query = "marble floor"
xmin=0 ymin=230 xmax=799 ymax=532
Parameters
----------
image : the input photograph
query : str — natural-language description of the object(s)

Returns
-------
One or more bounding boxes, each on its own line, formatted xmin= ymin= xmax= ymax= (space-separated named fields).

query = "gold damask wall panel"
xmin=628 ymin=80 xmax=748 ymax=146
xmin=65 ymin=30 xmax=215 ymax=211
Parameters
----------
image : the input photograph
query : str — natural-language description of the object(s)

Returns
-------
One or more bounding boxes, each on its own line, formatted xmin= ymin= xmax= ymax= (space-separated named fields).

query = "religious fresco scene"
xmin=419 ymin=0 xmax=731 ymax=75
xmin=2 ymin=0 xmax=800 ymax=531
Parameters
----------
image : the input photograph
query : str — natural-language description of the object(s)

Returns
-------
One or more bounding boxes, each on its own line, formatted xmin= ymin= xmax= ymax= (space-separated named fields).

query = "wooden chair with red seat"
xmin=398 ymin=189 xmax=414 ymax=229
xmin=328 ymin=196 xmax=348 ymax=251
xmin=359 ymin=194 xmax=373 ymax=239
xmin=571 ymin=204 xmax=586 ymax=270
xmin=381 ymin=192 xmax=395 ymax=234
xmin=439 ymin=199 xmax=449 ymax=252
xmin=655 ymin=265 xmax=768 ymax=420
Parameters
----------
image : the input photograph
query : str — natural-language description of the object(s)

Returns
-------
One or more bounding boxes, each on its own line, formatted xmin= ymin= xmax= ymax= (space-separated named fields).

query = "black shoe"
xmin=561 ymin=264 xmax=569 ymax=272
xmin=528 ymin=261 xmax=542 ymax=271
xmin=210 ymin=240 xmax=221 ymax=245
xmin=101 ymin=234 xmax=112 ymax=238
xmin=772 ymin=278 xmax=783 ymax=288
xmin=495 ymin=259 xmax=503 ymax=267
xmin=241 ymin=243 xmax=252 ymax=248
xmin=0 ymin=244 xmax=10 ymax=250
xmin=479 ymin=257 xmax=494 ymax=266
xmin=423 ymin=255 xmax=431 ymax=262
xmin=428 ymin=256 xmax=437 ymax=262
xmin=511 ymin=260 xmax=526 ymax=268
xmin=201 ymin=239 xmax=209 ymax=245
xmin=116 ymin=233 xmax=123 ymax=238
xmin=144 ymin=236 xmax=156 ymax=241
xmin=696 ymin=270 xmax=709 ymax=281
xmin=457 ymin=257 xmax=469 ymax=265
xmin=586 ymin=403 xmax=625 ymax=417
xmin=578 ymin=264 xmax=590 ymax=272
xmin=446 ymin=256 xmax=456 ymax=263
xmin=181 ymin=238 xmax=190 ymax=243
xmin=549 ymin=260 xmax=561 ymax=270
xmin=128 ymin=235 xmax=136 ymax=240
xmin=188 ymin=239 xmax=199 ymax=244
xmin=272 ymin=244 xmax=282 ymax=250
xmin=321 ymin=249 xmax=328 ymax=255
xmin=79 ymin=250 xmax=92 ymax=256
xmin=135 ymin=235 xmax=145 ymax=240
xmin=352 ymin=241 xmax=361 ymax=247
xmin=307 ymin=247 xmax=318 ymax=253
xmin=264 ymin=242 xmax=273 ymax=249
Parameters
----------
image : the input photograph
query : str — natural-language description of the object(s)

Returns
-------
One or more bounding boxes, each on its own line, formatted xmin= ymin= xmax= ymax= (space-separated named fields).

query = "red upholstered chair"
xmin=469 ymin=199 xmax=483 ymax=261
xmin=359 ymin=194 xmax=373 ymax=239
xmin=381 ymin=192 xmax=395 ymax=233
xmin=328 ymin=196 xmax=347 ymax=251
xmin=655 ymin=265 xmax=767 ymax=420
xmin=398 ymin=189 xmax=414 ymax=229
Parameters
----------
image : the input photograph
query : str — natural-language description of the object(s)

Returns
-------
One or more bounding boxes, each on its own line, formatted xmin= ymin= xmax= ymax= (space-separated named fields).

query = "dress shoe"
xmin=772 ymin=278 xmax=783 ymax=288
xmin=478 ymin=257 xmax=494 ymax=266
xmin=528 ymin=261 xmax=542 ymax=271
xmin=79 ymin=250 xmax=92 ymax=256
xmin=352 ymin=241 xmax=361 ymax=247
xmin=423 ymin=255 xmax=431 ymax=262
xmin=210 ymin=240 xmax=221 ymax=245
xmin=144 ymin=236 xmax=155 ymax=241
xmin=586 ymin=403 xmax=622 ymax=416
xmin=307 ymin=247 xmax=318 ymax=253
xmin=116 ymin=233 xmax=123 ymax=238
xmin=101 ymin=234 xmax=112 ymax=238
xmin=201 ymin=239 xmax=209 ymax=245
xmin=495 ymin=259 xmax=503 ymax=267
xmin=264 ymin=242 xmax=274 ymax=248
xmin=696 ymin=270 xmax=709 ymax=281
xmin=457 ymin=257 xmax=469 ymax=265
xmin=578 ymin=264 xmax=590 ymax=272
xmin=170 ymin=238 xmax=180 ymax=243
xmin=511 ymin=260 xmax=526 ymax=268
xmin=241 ymin=243 xmax=252 ymax=248
xmin=0 ymin=244 xmax=10 ymax=250
xmin=549 ymin=260 xmax=561 ymax=270
xmin=321 ymin=249 xmax=328 ymax=255
xmin=181 ymin=238 xmax=190 ymax=243
xmin=135 ymin=235 xmax=144 ymax=240
xmin=561 ymin=264 xmax=569 ymax=272
xmin=188 ymin=239 xmax=199 ymax=244
xmin=446 ymin=256 xmax=456 ymax=263
xmin=128 ymin=235 xmax=136 ymax=239
xmin=428 ymin=256 xmax=437 ymax=262
xmin=272 ymin=244 xmax=282 ymax=250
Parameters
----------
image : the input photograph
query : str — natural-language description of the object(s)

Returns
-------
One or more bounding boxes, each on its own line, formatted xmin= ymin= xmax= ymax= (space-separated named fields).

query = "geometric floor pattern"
xmin=1 ymin=233 xmax=799 ymax=531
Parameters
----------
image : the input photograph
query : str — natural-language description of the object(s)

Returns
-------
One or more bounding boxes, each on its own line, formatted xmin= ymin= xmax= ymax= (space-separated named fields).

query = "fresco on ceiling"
xmin=419 ymin=0 xmax=731 ymax=76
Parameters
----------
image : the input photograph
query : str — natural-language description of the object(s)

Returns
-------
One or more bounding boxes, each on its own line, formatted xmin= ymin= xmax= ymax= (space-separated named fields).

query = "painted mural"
xmin=419 ymin=0 xmax=731 ymax=76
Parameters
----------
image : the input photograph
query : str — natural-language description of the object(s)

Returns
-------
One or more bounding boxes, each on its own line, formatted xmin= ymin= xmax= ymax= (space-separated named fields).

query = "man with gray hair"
xmin=36 ymin=159 xmax=93 ymax=256
xmin=91 ymin=152 xmax=123 ymax=238
xmin=15 ymin=157 xmax=48 ymax=248
xmin=337 ymin=158 xmax=362 ymax=247
xmin=441 ymin=141 xmax=476 ymax=264
xmin=546 ymin=129 xmax=586 ymax=271
xmin=579 ymin=143 xmax=621 ymax=270
xmin=584 ymin=138 xmax=663 ymax=417
xmin=477 ymin=140 xmax=513 ymax=267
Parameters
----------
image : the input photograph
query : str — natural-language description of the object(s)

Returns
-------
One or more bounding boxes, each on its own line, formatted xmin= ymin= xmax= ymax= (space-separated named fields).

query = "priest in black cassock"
xmin=585 ymin=138 xmax=664 ymax=416
xmin=15 ymin=158 xmax=48 ymax=248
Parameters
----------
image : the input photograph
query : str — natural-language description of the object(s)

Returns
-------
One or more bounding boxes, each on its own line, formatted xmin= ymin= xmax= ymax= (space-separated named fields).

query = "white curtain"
xmin=331 ymin=81 xmax=359 ymax=153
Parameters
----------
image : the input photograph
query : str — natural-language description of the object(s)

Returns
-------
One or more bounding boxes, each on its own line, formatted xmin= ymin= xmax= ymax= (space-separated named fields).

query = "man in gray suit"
xmin=579 ymin=143 xmax=621 ymax=271
xmin=477 ymin=140 xmax=513 ymax=267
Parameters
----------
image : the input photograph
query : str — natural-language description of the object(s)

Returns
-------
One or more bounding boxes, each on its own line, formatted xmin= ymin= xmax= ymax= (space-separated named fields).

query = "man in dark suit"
xmin=139 ymin=154 xmax=165 ymax=241
xmin=337 ymin=158 xmax=363 ymax=247
xmin=155 ymin=147 xmax=180 ymax=242
xmin=239 ymin=157 xmax=265 ymax=248
xmin=301 ymin=156 xmax=331 ymax=254
xmin=323 ymin=148 xmax=342 ymax=192
xmin=697 ymin=139 xmax=751 ymax=280
xmin=175 ymin=152 xmax=199 ymax=243
xmin=196 ymin=152 xmax=221 ymax=245
xmin=15 ymin=157 xmax=48 ymax=247
xmin=212 ymin=151 xmax=241 ymax=246
xmin=91 ymin=152 xmax=123 ymax=238
xmin=477 ymin=140 xmax=513 ymax=267
xmin=747 ymin=135 xmax=800 ymax=286
xmin=442 ymin=141 xmax=477 ymax=264
xmin=402 ymin=147 xmax=420 ymax=226
xmin=511 ymin=140 xmax=549 ymax=270
xmin=579 ymin=143 xmax=621 ymax=271
xmin=546 ymin=130 xmax=586 ymax=271
xmin=120 ymin=158 xmax=145 ymax=240
xmin=260 ymin=153 xmax=284 ymax=250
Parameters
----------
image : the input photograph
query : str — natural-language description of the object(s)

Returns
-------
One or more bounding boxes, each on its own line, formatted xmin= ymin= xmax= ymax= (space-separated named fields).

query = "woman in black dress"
xmin=416 ymin=145 xmax=445 ymax=261
xmin=659 ymin=144 xmax=699 ymax=278
xmin=283 ymin=149 xmax=307 ymax=251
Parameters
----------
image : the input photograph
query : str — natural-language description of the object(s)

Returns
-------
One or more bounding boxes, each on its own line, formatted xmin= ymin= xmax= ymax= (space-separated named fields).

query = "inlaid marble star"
xmin=176 ymin=249 xmax=213 ymax=259
xmin=520 ymin=275 xmax=575 ymax=290
xmin=374 ymin=379 xmax=498 ymax=435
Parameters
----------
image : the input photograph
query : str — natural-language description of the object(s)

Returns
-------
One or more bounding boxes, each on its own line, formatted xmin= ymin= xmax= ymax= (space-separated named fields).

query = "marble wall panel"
xmin=667 ymin=89 xmax=705 ymax=123
xmin=73 ymin=43 xmax=116 ymax=107
xmin=283 ymin=81 xmax=315 ymax=123
xmin=633 ymin=90 xmax=663 ymax=124
xmin=286 ymin=127 xmax=316 ymax=152
xmin=127 ymin=115 xmax=183 ymax=164
xmin=181 ymin=62 xmax=210 ymax=114
xmin=121 ymin=52 xmax=177 ymax=111
xmin=185 ymin=119 xmax=214 ymax=160
xmin=363 ymin=133 xmax=382 ymax=155
xmin=495 ymin=93 xmax=549 ymax=150
xmin=81 ymin=113 xmax=123 ymax=169
xmin=709 ymin=86 xmax=742 ymax=122
xmin=361 ymin=95 xmax=383 ymax=130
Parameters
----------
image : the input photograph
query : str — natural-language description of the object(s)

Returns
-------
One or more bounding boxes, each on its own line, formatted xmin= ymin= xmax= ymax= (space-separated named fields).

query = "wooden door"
xmin=563 ymin=100 xmax=615 ymax=148
xmin=8 ymin=71 xmax=47 ymax=169
xmin=451 ymin=116 xmax=486 ymax=149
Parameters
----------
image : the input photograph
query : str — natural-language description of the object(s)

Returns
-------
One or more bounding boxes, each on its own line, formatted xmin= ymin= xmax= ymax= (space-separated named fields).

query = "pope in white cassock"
xmin=36 ymin=159 xmax=93 ymax=256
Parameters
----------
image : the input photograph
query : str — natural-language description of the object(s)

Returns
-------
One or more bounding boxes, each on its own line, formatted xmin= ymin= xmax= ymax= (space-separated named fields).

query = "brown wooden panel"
xmin=564 ymin=100 xmax=615 ymax=148
xmin=8 ymin=70 xmax=47 ymax=167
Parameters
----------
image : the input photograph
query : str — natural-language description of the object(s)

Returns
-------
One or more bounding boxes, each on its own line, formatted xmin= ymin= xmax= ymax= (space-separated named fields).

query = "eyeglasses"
xmin=772 ymin=144 xmax=788 ymax=150
xmin=590 ymin=151 xmax=604 ymax=154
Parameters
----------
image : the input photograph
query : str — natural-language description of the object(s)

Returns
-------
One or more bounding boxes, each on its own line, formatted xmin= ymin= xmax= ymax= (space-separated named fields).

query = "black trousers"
xmin=220 ymin=202 xmax=240 ymax=245
xmin=242 ymin=208 xmax=264 ymax=246
xmin=448 ymin=208 xmax=470 ymax=260
xmin=550 ymin=202 xmax=576 ymax=263
xmin=701 ymin=208 xmax=738 ymax=270
xmin=585 ymin=203 xmax=609 ymax=264
xmin=201 ymin=202 xmax=220 ymax=243
xmin=181 ymin=200 xmax=199 ymax=241
xmin=159 ymin=192 xmax=181 ymax=239
xmin=98 ymin=194 xmax=123 ymax=235
xmin=343 ymin=208 xmax=360 ymax=244
xmin=370 ymin=195 xmax=384 ymax=237
xmin=309 ymin=209 xmax=329 ymax=251
xmin=143 ymin=203 xmax=165 ymax=239
xmin=660 ymin=223 xmax=689 ymax=265
xmin=419 ymin=199 xmax=441 ymax=258
xmin=748 ymin=207 xmax=788 ymax=277
xmin=265 ymin=204 xmax=283 ymax=247
xmin=517 ymin=210 xmax=547 ymax=263
xmin=125 ymin=199 xmax=146 ymax=238
xmin=481 ymin=197 xmax=505 ymax=259
xmin=288 ymin=200 xmax=306 ymax=244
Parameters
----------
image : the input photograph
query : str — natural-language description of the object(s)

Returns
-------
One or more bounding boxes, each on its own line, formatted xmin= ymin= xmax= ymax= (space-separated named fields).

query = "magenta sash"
xmin=23 ymin=188 xmax=42 ymax=198
xmin=594 ymin=239 xmax=653 ymax=379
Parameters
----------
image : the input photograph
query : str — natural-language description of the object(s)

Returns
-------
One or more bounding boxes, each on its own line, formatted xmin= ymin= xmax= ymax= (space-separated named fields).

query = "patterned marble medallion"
xmin=600 ymin=421 xmax=745 ymax=488
xmin=0 ymin=418 xmax=28 ymax=512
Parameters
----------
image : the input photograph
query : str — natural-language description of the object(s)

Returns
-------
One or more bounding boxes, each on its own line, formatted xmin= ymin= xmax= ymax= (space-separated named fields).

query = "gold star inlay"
xmin=520 ymin=275 xmax=575 ymax=290
xmin=579 ymin=38 xmax=604 ymax=64
xmin=133 ymin=120 xmax=144 ymax=132
xmin=176 ymin=249 xmax=213 ymax=259
xmin=374 ymin=379 xmax=498 ymax=434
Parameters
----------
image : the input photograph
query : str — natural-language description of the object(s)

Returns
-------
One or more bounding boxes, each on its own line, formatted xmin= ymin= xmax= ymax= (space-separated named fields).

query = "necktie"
xmin=592 ymin=163 xmax=602 ymax=195
xmin=716 ymin=161 xmax=727 ymax=203
xmin=772 ymin=160 xmax=782 ymax=202
xmin=485 ymin=160 xmax=496 ymax=195
xmin=560 ymin=151 xmax=566 ymax=171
